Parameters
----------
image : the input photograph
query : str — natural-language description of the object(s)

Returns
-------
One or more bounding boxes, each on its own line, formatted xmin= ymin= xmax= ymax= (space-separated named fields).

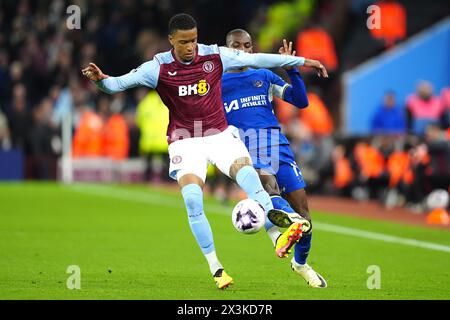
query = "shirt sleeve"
xmin=268 ymin=69 xmax=308 ymax=108
xmin=219 ymin=46 xmax=305 ymax=72
xmin=95 ymin=60 xmax=160 ymax=94
xmin=267 ymin=70 xmax=290 ymax=100
xmin=280 ymin=68 xmax=309 ymax=108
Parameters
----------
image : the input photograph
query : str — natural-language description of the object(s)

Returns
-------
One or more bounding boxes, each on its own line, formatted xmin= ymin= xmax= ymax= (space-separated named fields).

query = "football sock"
xmin=266 ymin=225 xmax=282 ymax=246
xmin=182 ymin=184 xmax=221 ymax=274
xmin=235 ymin=165 xmax=275 ymax=231
xmin=205 ymin=251 xmax=224 ymax=276
xmin=294 ymin=232 xmax=312 ymax=265
xmin=271 ymin=195 xmax=296 ymax=214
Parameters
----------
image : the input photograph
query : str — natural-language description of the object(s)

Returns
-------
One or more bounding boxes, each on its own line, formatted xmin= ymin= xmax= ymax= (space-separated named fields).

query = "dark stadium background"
xmin=0 ymin=0 xmax=449 ymax=219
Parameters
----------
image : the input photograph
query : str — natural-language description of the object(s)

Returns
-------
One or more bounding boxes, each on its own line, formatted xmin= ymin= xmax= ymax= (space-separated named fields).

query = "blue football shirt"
xmin=222 ymin=68 xmax=291 ymax=150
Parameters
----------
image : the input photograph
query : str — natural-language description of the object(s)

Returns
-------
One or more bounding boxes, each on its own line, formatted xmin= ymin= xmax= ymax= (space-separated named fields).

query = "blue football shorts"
xmin=248 ymin=144 xmax=307 ymax=194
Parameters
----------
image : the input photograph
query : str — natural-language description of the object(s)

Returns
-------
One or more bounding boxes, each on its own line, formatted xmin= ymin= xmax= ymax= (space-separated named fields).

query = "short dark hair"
xmin=225 ymin=29 xmax=252 ymax=46
xmin=169 ymin=13 xmax=197 ymax=35
xmin=225 ymin=29 xmax=250 ymax=46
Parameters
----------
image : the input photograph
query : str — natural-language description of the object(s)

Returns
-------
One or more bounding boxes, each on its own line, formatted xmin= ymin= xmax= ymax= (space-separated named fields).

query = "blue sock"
xmin=181 ymin=184 xmax=214 ymax=254
xmin=235 ymin=166 xmax=275 ymax=230
xmin=271 ymin=195 xmax=296 ymax=213
xmin=294 ymin=233 xmax=312 ymax=265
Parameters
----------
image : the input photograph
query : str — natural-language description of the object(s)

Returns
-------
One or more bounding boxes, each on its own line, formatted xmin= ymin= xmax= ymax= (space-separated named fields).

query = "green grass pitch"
xmin=0 ymin=182 xmax=449 ymax=300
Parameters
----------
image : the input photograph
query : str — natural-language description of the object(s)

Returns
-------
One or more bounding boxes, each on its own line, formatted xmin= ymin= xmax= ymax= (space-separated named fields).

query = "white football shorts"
xmin=168 ymin=125 xmax=251 ymax=182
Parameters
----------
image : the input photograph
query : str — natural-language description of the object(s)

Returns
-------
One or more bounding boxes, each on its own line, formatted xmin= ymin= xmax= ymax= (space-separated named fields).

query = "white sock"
xmin=266 ymin=226 xmax=282 ymax=246
xmin=205 ymin=251 xmax=223 ymax=275
xmin=292 ymin=258 xmax=304 ymax=267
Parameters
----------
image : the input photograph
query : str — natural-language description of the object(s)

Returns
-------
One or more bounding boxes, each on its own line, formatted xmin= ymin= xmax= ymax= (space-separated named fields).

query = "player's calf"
xmin=284 ymin=189 xmax=312 ymax=224
xmin=233 ymin=164 xmax=274 ymax=217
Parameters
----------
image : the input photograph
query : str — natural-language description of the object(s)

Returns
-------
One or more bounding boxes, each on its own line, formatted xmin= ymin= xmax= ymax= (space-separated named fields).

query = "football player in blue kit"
xmin=222 ymin=29 xmax=327 ymax=288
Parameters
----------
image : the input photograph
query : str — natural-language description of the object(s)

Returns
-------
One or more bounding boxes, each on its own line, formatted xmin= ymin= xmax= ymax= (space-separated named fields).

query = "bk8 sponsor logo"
xmin=178 ymin=80 xmax=210 ymax=97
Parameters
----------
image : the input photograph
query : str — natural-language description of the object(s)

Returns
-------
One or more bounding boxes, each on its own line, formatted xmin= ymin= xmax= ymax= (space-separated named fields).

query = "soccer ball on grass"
xmin=231 ymin=199 xmax=265 ymax=234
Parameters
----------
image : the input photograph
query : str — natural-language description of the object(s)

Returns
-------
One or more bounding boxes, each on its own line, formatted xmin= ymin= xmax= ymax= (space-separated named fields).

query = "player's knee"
xmin=259 ymin=174 xmax=280 ymax=196
xmin=229 ymin=157 xmax=252 ymax=179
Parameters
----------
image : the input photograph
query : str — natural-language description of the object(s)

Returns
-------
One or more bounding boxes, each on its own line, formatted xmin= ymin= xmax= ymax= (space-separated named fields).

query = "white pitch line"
xmin=66 ymin=184 xmax=450 ymax=254
xmin=68 ymin=183 xmax=187 ymax=210
xmin=313 ymin=222 xmax=450 ymax=253
xmin=67 ymin=183 xmax=229 ymax=214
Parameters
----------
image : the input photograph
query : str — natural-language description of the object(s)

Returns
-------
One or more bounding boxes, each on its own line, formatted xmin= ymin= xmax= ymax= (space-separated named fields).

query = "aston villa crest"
xmin=203 ymin=61 xmax=214 ymax=73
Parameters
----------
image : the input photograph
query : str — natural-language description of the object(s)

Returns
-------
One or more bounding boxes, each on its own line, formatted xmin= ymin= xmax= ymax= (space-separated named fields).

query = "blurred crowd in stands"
xmin=0 ymin=0 xmax=448 ymax=213
xmin=270 ymin=80 xmax=449 ymax=212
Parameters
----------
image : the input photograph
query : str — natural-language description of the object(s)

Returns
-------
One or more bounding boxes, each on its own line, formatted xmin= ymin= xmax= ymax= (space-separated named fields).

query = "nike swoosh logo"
xmin=168 ymin=71 xmax=177 ymax=76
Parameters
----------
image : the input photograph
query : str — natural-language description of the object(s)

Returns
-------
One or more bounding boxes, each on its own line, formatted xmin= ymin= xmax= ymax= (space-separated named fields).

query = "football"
xmin=231 ymin=199 xmax=266 ymax=234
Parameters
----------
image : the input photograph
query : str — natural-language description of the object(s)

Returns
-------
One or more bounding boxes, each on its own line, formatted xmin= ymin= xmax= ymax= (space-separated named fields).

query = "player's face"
xmin=228 ymin=33 xmax=253 ymax=53
xmin=169 ymin=28 xmax=198 ymax=63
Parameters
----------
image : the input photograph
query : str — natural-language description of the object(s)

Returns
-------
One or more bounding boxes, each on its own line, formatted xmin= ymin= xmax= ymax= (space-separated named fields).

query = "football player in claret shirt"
xmin=222 ymin=29 xmax=327 ymax=288
xmin=82 ymin=13 xmax=327 ymax=289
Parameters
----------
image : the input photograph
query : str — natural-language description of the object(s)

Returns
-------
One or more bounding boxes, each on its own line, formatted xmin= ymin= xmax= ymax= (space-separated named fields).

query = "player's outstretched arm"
xmin=278 ymin=39 xmax=328 ymax=78
xmin=219 ymin=44 xmax=328 ymax=78
xmin=277 ymin=39 xmax=309 ymax=108
xmin=303 ymin=59 xmax=328 ymax=78
xmin=81 ymin=60 xmax=159 ymax=94
xmin=219 ymin=46 xmax=305 ymax=71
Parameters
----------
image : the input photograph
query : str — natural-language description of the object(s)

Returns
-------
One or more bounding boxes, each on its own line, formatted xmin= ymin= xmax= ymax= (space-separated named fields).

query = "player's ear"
xmin=168 ymin=34 xmax=174 ymax=47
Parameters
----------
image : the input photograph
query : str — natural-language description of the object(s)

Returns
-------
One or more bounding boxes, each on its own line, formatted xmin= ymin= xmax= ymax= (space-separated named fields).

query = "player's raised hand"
xmin=278 ymin=39 xmax=296 ymax=70
xmin=279 ymin=39 xmax=296 ymax=56
xmin=81 ymin=63 xmax=108 ymax=81
xmin=303 ymin=59 xmax=329 ymax=78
